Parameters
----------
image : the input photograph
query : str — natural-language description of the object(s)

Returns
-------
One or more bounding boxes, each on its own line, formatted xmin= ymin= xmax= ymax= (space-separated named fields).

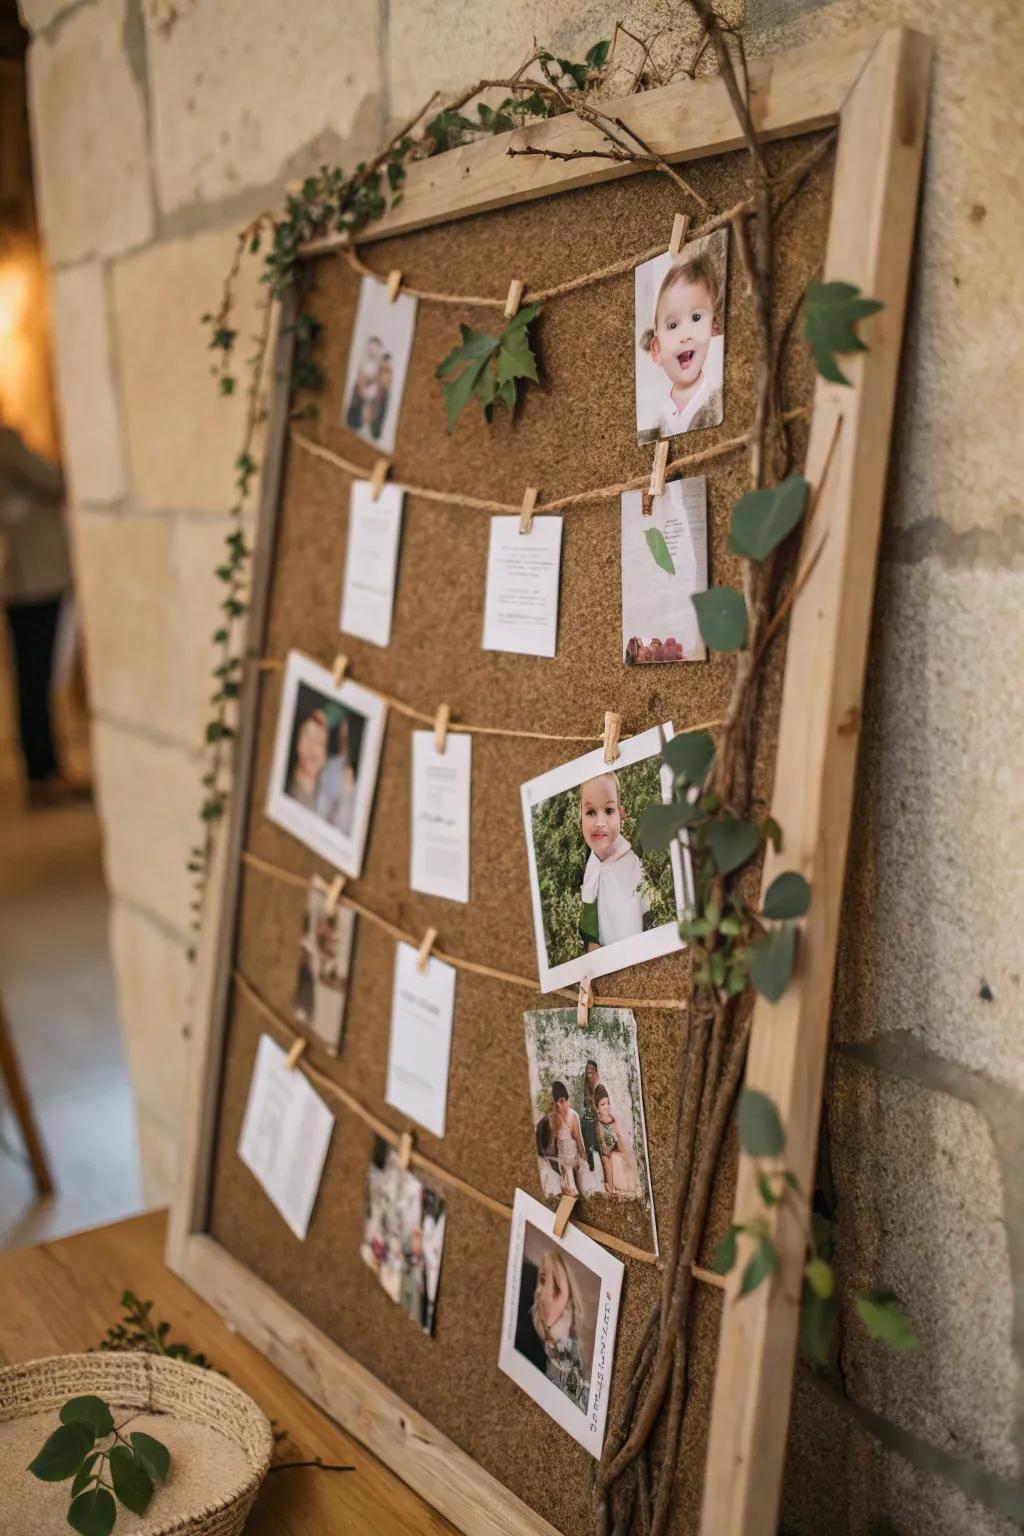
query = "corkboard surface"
xmin=205 ymin=134 xmax=833 ymax=1536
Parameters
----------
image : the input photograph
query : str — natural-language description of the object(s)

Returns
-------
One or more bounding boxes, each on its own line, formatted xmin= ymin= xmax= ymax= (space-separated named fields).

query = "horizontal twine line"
xmin=232 ymin=967 xmax=723 ymax=1286
xmin=240 ymin=849 xmax=691 ymax=1012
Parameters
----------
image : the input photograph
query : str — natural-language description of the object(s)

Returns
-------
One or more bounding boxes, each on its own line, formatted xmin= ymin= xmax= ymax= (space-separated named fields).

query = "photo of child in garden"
xmin=634 ymin=227 xmax=728 ymax=444
xmin=521 ymin=726 xmax=686 ymax=990
xmin=341 ymin=275 xmax=418 ymax=457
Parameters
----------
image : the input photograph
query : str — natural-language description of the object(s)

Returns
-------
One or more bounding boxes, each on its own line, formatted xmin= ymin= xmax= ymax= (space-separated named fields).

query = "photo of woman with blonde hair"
xmin=529 ymin=1248 xmax=589 ymax=1412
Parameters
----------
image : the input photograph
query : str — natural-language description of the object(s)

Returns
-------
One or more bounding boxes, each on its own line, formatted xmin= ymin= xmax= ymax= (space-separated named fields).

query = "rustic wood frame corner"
xmin=167 ymin=25 xmax=932 ymax=1536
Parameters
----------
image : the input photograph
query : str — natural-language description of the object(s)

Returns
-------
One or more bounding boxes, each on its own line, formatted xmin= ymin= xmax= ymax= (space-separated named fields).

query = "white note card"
xmin=339 ymin=480 xmax=404 ymax=647
xmin=385 ymin=942 xmax=456 ymax=1138
xmin=410 ymin=730 xmax=472 ymax=904
xmin=481 ymin=514 xmax=563 ymax=658
xmin=237 ymin=1033 xmax=335 ymax=1240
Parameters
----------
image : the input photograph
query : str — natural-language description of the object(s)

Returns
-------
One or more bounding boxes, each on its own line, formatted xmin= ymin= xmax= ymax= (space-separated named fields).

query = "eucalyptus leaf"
xmin=692 ymin=586 xmax=748 ymax=651
xmin=739 ymin=1235 xmax=779 ymax=1296
xmin=805 ymin=1256 xmax=835 ymax=1299
xmin=857 ymin=1290 xmax=921 ymax=1351
xmin=803 ymin=280 xmax=884 ymax=386
xmin=662 ymin=730 xmax=714 ymax=785
xmin=709 ymin=816 xmax=759 ymax=876
xmin=800 ymin=1286 xmax=838 ymax=1366
xmin=27 ymin=1421 xmax=93 ymax=1482
xmin=68 ymin=1488 xmax=117 ymax=1536
xmin=636 ymin=800 xmax=699 ymax=854
xmin=60 ymin=1397 xmax=114 ymax=1439
xmin=585 ymin=39 xmax=611 ymax=68
xmin=748 ymin=924 xmax=797 ymax=1002
xmin=729 ymin=476 xmax=809 ymax=561
xmin=737 ymin=1087 xmax=785 ymax=1158
xmin=110 ymin=1445 xmax=153 ymax=1516
xmin=130 ymin=1431 xmax=171 ymax=1484
xmin=712 ymin=1224 xmax=740 ymax=1275
xmin=763 ymin=871 xmax=811 ymax=920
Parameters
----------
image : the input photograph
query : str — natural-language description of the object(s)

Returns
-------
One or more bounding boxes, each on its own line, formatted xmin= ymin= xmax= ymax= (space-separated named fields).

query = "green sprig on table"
xmin=27 ymin=1394 xmax=171 ymax=1536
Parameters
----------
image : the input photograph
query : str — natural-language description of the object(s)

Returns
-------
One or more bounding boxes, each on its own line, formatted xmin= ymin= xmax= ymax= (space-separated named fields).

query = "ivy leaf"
xmin=662 ymin=730 xmax=714 ymax=785
xmin=636 ymin=800 xmax=700 ymax=854
xmin=748 ymin=925 xmax=797 ymax=1002
xmin=709 ymin=816 xmax=759 ymax=876
xmin=130 ymin=1431 xmax=171 ymax=1484
xmin=425 ymin=108 xmax=475 ymax=152
xmin=68 ymin=1488 xmax=116 ymax=1536
xmin=857 ymin=1290 xmax=921 ymax=1351
xmin=805 ymin=1257 xmax=835 ymax=1299
xmin=712 ymin=1224 xmax=741 ymax=1275
xmin=61 ymin=1396 xmax=114 ymax=1439
xmin=803 ymin=280 xmax=884 ymax=386
xmin=585 ymin=39 xmax=611 ymax=69
xmin=800 ymin=1286 xmax=838 ymax=1366
xmin=557 ymin=57 xmax=590 ymax=89
xmin=729 ymin=476 xmax=809 ymax=561
xmin=644 ymin=526 xmax=676 ymax=575
xmin=739 ymin=1235 xmax=779 ymax=1296
xmin=737 ymin=1087 xmax=785 ymax=1158
xmin=692 ymin=586 xmax=748 ymax=651
xmin=763 ymin=871 xmax=811 ymax=920
xmin=110 ymin=1445 xmax=154 ymax=1515
xmin=28 ymin=1421 xmax=93 ymax=1481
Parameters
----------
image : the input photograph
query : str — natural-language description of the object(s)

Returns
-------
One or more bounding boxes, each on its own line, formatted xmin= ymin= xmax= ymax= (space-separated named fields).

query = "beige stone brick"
xmin=50 ymin=262 xmax=126 ymax=504
xmin=17 ymin=0 xmax=76 ymax=34
xmin=111 ymin=225 xmax=265 ymax=513
xmin=146 ymin=0 xmax=382 ymax=212
xmin=27 ymin=0 xmax=153 ymax=264
xmin=109 ymin=900 xmax=191 ymax=1138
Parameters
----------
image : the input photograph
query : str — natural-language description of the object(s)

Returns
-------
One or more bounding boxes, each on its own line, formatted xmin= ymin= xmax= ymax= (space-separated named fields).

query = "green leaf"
xmin=759 ymin=814 xmax=782 ymax=852
xmin=737 ymin=1087 xmax=785 ymax=1158
xmin=27 ymin=1421 xmax=93 ymax=1481
xmin=68 ymin=1488 xmax=116 ymax=1536
xmin=130 ymin=1432 xmax=171 ymax=1484
xmin=436 ymin=324 xmax=499 ymax=376
xmin=692 ymin=586 xmax=748 ymax=651
xmin=748 ymin=925 xmax=797 ymax=1002
xmin=763 ymin=871 xmax=811 ymax=920
xmin=662 ymin=730 xmax=714 ymax=785
xmin=712 ymin=1224 xmax=741 ymax=1275
xmin=442 ymin=355 xmax=490 ymax=434
xmin=856 ymin=1290 xmax=921 ymax=1351
xmin=61 ymin=1397 xmax=114 ymax=1439
xmin=805 ymin=1257 xmax=835 ymax=1299
xmin=110 ymin=1445 xmax=153 ymax=1515
xmin=71 ymin=1452 xmax=101 ymax=1498
xmin=495 ymin=324 xmax=538 ymax=387
xmin=585 ymin=39 xmax=611 ymax=69
xmin=739 ymin=1235 xmax=779 ymax=1296
xmin=644 ymin=526 xmax=676 ymax=575
xmin=729 ymin=476 xmax=809 ymax=561
xmin=800 ymin=1286 xmax=838 ymax=1366
xmin=709 ymin=816 xmax=759 ymax=876
xmin=803 ymin=280 xmax=884 ymax=386
xmin=758 ymin=1172 xmax=779 ymax=1207
xmin=636 ymin=800 xmax=699 ymax=854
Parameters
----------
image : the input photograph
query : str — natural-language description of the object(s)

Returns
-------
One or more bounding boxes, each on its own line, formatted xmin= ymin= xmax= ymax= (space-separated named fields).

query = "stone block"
xmin=146 ymin=0 xmax=382 ymax=212
xmin=49 ymin=262 xmax=126 ymax=505
xmin=111 ymin=225 xmax=264 ymax=514
xmin=17 ymin=0 xmax=76 ymax=34
xmin=109 ymin=900 xmax=191 ymax=1140
xmin=27 ymin=0 xmax=152 ymax=264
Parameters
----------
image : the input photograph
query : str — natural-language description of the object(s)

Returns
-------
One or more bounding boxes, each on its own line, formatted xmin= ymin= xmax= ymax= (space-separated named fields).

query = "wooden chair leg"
xmin=0 ymin=997 xmax=53 ymax=1197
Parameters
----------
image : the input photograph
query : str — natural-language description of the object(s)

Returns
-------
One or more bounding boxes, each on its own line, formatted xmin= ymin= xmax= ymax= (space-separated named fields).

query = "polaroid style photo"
xmin=498 ymin=1188 xmax=623 ymax=1456
xmin=634 ymin=226 xmax=728 ymax=445
xmin=360 ymin=1135 xmax=447 ymax=1335
xmin=622 ymin=476 xmax=708 ymax=665
xmin=292 ymin=884 xmax=357 ymax=1055
xmin=524 ymin=1007 xmax=657 ymax=1248
xmin=341 ymin=275 xmax=418 ymax=456
xmin=521 ymin=724 xmax=689 ymax=991
xmin=266 ymin=649 xmax=388 ymax=879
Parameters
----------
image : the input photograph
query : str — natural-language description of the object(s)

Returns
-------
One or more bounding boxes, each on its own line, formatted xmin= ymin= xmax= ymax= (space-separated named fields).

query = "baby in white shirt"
xmin=639 ymin=250 xmax=724 ymax=442
xmin=578 ymin=771 xmax=651 ymax=949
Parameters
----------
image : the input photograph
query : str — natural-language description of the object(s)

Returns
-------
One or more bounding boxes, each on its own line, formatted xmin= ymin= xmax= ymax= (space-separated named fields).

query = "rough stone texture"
xmin=146 ymin=0 xmax=383 ymax=214
xmin=109 ymin=900 xmax=191 ymax=1143
xmin=110 ymin=225 xmax=264 ymax=514
xmin=49 ymin=262 xmax=127 ymax=505
xmin=16 ymin=0 xmax=78 ymax=36
xmin=26 ymin=0 xmax=153 ymax=264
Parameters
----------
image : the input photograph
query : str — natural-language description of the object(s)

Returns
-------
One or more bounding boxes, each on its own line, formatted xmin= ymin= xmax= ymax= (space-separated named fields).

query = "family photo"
xmin=341 ymin=274 xmax=418 ymax=456
xmin=634 ymin=227 xmax=728 ymax=444
xmin=360 ymin=1136 xmax=447 ymax=1335
xmin=520 ymin=725 xmax=688 ymax=990
xmin=499 ymin=1190 xmax=623 ymax=1455
xmin=524 ymin=1007 xmax=657 ymax=1244
xmin=292 ymin=884 xmax=357 ymax=1054
xmin=266 ymin=650 xmax=387 ymax=878
xmin=621 ymin=477 xmax=708 ymax=665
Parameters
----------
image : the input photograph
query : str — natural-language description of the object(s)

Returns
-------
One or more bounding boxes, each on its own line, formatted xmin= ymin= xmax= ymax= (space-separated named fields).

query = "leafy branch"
xmin=28 ymin=1394 xmax=171 ymax=1536
xmin=436 ymin=304 xmax=542 ymax=430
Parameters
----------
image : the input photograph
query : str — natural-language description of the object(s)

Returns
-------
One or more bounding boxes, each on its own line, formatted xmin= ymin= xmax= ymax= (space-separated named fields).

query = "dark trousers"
xmin=4 ymin=597 xmax=60 ymax=783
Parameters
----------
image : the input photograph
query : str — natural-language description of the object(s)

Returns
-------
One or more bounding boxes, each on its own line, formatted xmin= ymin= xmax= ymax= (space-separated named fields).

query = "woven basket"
xmin=0 ymin=1353 xmax=274 ymax=1536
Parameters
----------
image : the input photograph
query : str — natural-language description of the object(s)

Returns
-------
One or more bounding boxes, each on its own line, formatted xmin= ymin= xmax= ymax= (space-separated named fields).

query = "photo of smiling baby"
xmin=521 ymin=725 xmax=689 ymax=991
xmin=634 ymin=227 xmax=728 ymax=444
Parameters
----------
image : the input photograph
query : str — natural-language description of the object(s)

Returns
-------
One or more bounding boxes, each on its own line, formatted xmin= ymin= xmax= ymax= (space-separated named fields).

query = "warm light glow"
xmin=0 ymin=236 xmax=59 ymax=460
xmin=0 ymin=261 xmax=30 ymax=341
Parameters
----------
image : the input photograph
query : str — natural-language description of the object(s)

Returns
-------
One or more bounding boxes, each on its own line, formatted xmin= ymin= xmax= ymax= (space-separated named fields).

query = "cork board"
xmin=190 ymin=129 xmax=835 ymax=1536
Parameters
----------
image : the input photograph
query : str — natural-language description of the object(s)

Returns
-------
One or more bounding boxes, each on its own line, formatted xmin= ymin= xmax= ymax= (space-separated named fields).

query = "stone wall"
xmin=19 ymin=0 xmax=1022 ymax=1530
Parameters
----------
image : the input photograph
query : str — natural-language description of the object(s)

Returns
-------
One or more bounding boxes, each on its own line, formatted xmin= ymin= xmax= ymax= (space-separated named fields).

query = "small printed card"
xmin=339 ymin=480 xmax=404 ymax=648
xmin=385 ymin=942 xmax=456 ymax=1137
xmin=410 ymin=730 xmax=471 ymax=904
xmin=621 ymin=477 xmax=708 ymax=665
xmin=482 ymin=514 xmax=563 ymax=658
xmin=237 ymin=1034 xmax=334 ymax=1240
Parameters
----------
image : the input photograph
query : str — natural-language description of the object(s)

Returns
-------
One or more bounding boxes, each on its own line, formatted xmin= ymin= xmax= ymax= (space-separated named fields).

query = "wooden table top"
xmin=0 ymin=1209 xmax=458 ymax=1535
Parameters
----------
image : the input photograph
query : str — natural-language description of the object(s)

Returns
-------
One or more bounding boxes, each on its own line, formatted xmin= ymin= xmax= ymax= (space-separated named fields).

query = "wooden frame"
xmin=168 ymin=25 xmax=930 ymax=1536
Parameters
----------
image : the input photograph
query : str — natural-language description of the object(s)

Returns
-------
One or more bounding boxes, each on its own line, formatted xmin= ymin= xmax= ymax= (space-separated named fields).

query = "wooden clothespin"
xmin=323 ymin=874 xmax=345 ymax=916
xmin=434 ymin=703 xmax=451 ymax=755
xmin=370 ymin=457 xmax=390 ymax=502
xmin=603 ymin=711 xmax=622 ymax=765
xmin=286 ymin=1037 xmax=307 ymax=1071
xmin=649 ymin=439 xmax=668 ymax=499
xmin=504 ymin=278 xmax=525 ymax=319
xmin=397 ymin=1129 xmax=414 ymax=1172
xmin=416 ymin=927 xmax=438 ymax=972
xmin=386 ymin=269 xmax=403 ymax=303
xmin=669 ymin=212 xmax=690 ymax=258
xmin=577 ymin=976 xmax=592 ymax=1028
xmin=553 ymin=1193 xmax=577 ymax=1238
xmin=519 ymin=486 xmax=538 ymax=536
xmin=331 ymin=653 xmax=349 ymax=687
